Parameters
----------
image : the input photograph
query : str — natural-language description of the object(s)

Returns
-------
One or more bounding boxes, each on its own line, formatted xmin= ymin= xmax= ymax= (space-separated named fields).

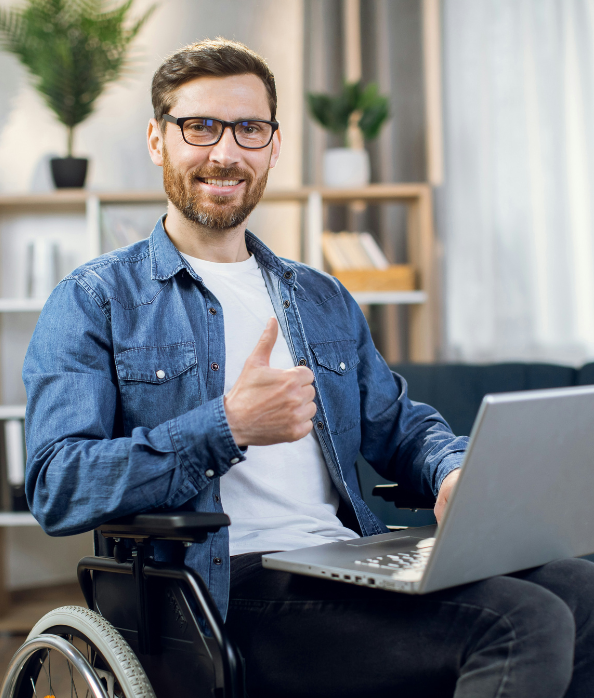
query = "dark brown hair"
xmin=152 ymin=37 xmax=277 ymax=126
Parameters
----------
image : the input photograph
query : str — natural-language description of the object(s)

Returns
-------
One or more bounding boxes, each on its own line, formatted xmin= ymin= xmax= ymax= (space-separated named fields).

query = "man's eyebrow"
xmin=182 ymin=115 xmax=272 ymax=121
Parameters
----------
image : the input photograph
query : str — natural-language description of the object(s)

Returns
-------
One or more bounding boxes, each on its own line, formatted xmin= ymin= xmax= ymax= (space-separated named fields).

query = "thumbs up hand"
xmin=224 ymin=317 xmax=317 ymax=446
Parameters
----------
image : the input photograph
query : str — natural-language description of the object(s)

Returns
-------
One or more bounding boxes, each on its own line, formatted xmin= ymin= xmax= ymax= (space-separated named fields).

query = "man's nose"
xmin=208 ymin=125 xmax=241 ymax=167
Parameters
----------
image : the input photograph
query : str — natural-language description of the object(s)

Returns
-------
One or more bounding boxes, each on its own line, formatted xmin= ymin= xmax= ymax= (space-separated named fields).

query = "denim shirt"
xmin=23 ymin=217 xmax=468 ymax=620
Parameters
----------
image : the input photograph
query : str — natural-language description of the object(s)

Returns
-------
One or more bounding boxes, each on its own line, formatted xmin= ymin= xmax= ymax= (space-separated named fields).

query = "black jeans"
xmin=226 ymin=553 xmax=594 ymax=698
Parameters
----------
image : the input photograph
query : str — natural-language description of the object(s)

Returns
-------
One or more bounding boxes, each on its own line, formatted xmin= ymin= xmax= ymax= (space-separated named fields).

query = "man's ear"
xmin=269 ymin=127 xmax=282 ymax=169
xmin=147 ymin=118 xmax=164 ymax=167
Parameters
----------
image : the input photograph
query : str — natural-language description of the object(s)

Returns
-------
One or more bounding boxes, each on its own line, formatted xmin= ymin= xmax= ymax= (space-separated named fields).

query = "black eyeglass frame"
xmin=163 ymin=114 xmax=279 ymax=150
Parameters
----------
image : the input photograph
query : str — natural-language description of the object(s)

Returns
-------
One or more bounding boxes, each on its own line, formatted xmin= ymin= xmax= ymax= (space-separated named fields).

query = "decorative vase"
xmin=322 ymin=148 xmax=370 ymax=188
xmin=50 ymin=157 xmax=88 ymax=188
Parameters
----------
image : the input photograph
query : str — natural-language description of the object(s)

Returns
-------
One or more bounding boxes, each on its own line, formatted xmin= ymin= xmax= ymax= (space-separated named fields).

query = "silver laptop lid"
xmin=421 ymin=384 xmax=594 ymax=592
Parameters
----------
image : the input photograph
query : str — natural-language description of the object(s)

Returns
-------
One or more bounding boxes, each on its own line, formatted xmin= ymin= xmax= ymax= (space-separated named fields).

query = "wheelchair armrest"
xmin=372 ymin=484 xmax=436 ymax=511
xmin=97 ymin=512 xmax=230 ymax=543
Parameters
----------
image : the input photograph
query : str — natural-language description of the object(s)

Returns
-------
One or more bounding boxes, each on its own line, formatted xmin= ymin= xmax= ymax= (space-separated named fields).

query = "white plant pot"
xmin=323 ymin=148 xmax=370 ymax=188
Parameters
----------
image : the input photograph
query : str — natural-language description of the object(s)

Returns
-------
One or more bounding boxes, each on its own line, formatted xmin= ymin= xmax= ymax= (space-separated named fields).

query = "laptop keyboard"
xmin=353 ymin=537 xmax=435 ymax=581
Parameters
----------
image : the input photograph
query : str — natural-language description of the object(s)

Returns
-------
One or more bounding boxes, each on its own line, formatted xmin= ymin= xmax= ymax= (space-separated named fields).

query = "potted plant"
xmin=307 ymin=81 xmax=389 ymax=188
xmin=0 ymin=0 xmax=154 ymax=188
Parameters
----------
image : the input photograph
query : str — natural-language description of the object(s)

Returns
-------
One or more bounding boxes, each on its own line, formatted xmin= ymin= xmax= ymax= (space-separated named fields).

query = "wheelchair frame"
xmin=1 ymin=484 xmax=434 ymax=698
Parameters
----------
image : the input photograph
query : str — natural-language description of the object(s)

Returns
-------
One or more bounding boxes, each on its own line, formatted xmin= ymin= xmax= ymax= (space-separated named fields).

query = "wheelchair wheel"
xmin=3 ymin=605 xmax=156 ymax=698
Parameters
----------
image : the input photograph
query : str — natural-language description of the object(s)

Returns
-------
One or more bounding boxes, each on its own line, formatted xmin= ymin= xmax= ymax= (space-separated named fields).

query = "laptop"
xmin=263 ymin=385 xmax=594 ymax=594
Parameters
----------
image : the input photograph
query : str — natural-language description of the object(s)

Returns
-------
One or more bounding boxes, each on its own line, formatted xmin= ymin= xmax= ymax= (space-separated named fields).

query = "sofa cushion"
xmin=576 ymin=362 xmax=594 ymax=385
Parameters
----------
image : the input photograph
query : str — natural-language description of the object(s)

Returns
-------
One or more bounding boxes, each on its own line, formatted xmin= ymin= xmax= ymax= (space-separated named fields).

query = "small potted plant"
xmin=307 ymin=81 xmax=389 ymax=188
xmin=0 ymin=0 xmax=155 ymax=188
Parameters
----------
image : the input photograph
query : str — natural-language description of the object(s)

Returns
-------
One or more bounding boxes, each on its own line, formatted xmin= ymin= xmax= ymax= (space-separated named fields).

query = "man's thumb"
xmin=249 ymin=317 xmax=278 ymax=366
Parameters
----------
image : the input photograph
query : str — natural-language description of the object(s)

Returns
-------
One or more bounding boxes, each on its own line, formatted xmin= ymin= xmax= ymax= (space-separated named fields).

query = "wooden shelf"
xmin=0 ymin=183 xmax=430 ymax=208
xmin=0 ymin=299 xmax=45 ymax=313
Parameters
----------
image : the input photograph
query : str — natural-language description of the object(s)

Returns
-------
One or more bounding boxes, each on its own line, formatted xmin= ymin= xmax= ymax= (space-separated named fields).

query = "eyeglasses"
xmin=163 ymin=115 xmax=279 ymax=149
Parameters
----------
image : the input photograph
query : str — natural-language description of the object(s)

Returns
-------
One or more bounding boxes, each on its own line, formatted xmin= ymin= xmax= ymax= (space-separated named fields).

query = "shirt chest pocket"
xmin=309 ymin=339 xmax=360 ymax=434
xmin=114 ymin=342 xmax=199 ymax=432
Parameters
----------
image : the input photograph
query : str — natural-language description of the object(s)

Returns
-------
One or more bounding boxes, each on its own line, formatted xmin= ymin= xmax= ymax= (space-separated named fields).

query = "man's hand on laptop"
xmin=434 ymin=468 xmax=461 ymax=524
xmin=224 ymin=317 xmax=317 ymax=447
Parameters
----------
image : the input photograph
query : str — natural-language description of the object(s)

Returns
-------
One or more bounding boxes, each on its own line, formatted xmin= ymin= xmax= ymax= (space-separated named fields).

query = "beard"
xmin=162 ymin=146 xmax=270 ymax=230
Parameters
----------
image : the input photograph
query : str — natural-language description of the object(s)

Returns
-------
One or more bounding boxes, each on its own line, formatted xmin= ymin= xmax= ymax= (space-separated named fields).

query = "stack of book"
xmin=322 ymin=232 xmax=415 ymax=292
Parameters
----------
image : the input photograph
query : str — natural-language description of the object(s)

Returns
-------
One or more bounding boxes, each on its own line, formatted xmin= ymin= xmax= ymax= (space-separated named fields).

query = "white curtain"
xmin=440 ymin=0 xmax=594 ymax=365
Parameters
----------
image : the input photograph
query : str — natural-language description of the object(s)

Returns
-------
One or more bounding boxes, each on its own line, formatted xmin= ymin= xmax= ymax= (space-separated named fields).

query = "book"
xmin=359 ymin=232 xmax=389 ymax=270
xmin=337 ymin=233 xmax=375 ymax=268
xmin=322 ymin=231 xmax=390 ymax=271
xmin=322 ymin=233 xmax=351 ymax=271
xmin=4 ymin=420 xmax=28 ymax=512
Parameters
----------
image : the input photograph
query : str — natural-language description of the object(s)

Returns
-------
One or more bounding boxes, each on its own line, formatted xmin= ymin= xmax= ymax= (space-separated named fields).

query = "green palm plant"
xmin=307 ymin=81 xmax=390 ymax=148
xmin=0 ymin=0 xmax=155 ymax=156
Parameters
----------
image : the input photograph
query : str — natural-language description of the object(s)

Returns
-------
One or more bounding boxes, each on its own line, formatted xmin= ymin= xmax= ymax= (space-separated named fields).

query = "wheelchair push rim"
xmin=1 ymin=633 xmax=109 ymax=698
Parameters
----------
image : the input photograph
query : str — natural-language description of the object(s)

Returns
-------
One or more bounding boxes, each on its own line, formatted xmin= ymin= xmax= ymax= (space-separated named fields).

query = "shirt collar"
xmin=149 ymin=214 xmax=297 ymax=287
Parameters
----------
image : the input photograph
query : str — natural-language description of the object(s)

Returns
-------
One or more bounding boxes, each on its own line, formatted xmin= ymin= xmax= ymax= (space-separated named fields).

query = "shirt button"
xmin=298 ymin=358 xmax=307 ymax=366
xmin=284 ymin=271 xmax=293 ymax=279
xmin=210 ymin=362 xmax=219 ymax=371
xmin=317 ymin=421 xmax=324 ymax=430
xmin=205 ymin=469 xmax=215 ymax=477
xmin=283 ymin=299 xmax=290 ymax=309
xmin=208 ymin=307 xmax=217 ymax=315
xmin=156 ymin=369 xmax=165 ymax=379
xmin=230 ymin=457 xmax=240 ymax=465
xmin=339 ymin=362 xmax=346 ymax=370
xmin=213 ymin=557 xmax=222 ymax=565
xmin=214 ymin=494 xmax=220 ymax=503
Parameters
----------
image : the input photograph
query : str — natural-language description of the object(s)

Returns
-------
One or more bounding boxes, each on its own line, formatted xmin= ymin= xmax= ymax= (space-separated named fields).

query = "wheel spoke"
xmin=67 ymin=654 xmax=80 ymax=698
xmin=40 ymin=650 xmax=55 ymax=697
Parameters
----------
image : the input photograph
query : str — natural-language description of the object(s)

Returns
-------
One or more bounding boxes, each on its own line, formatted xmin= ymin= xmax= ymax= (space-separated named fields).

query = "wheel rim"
xmin=2 ymin=635 xmax=111 ymax=698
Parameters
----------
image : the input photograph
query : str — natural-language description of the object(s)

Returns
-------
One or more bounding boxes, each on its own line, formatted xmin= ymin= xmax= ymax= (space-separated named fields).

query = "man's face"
xmin=149 ymin=74 xmax=280 ymax=230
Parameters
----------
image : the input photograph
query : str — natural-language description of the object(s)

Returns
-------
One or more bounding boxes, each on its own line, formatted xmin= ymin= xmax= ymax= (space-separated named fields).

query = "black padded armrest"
xmin=372 ymin=484 xmax=436 ymax=511
xmin=97 ymin=512 xmax=230 ymax=543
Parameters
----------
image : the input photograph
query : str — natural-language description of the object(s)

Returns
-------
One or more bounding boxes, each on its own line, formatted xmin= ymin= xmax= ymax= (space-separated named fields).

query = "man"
xmin=24 ymin=39 xmax=594 ymax=697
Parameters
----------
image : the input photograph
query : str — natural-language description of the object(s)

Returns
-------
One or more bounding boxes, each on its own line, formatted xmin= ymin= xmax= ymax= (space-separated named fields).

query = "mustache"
xmin=190 ymin=166 xmax=251 ymax=182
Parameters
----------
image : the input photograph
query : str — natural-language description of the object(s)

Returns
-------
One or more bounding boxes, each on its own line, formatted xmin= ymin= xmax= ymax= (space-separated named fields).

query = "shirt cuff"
xmin=168 ymin=395 xmax=247 ymax=488
xmin=433 ymin=452 xmax=465 ymax=495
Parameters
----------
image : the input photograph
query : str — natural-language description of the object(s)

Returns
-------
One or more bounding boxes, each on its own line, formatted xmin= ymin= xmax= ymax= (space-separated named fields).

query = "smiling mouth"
xmin=198 ymin=177 xmax=243 ymax=187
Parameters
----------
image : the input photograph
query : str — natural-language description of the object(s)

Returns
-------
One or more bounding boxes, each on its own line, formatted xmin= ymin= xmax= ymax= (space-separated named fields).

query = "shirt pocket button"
xmin=156 ymin=369 xmax=166 ymax=379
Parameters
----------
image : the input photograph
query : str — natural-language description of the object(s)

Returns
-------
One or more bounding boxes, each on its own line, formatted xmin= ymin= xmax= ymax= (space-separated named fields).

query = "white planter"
xmin=323 ymin=148 xmax=370 ymax=188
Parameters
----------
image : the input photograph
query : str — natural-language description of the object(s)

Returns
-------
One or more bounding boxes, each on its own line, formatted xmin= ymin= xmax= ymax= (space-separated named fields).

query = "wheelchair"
xmin=0 ymin=484 xmax=435 ymax=698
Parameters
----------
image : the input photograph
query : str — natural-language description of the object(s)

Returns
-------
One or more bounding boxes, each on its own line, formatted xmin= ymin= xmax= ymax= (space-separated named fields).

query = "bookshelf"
xmin=0 ymin=182 xmax=437 ymax=358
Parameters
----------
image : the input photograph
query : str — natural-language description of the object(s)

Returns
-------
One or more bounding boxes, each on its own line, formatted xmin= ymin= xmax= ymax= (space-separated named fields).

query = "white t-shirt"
xmin=181 ymin=252 xmax=359 ymax=555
